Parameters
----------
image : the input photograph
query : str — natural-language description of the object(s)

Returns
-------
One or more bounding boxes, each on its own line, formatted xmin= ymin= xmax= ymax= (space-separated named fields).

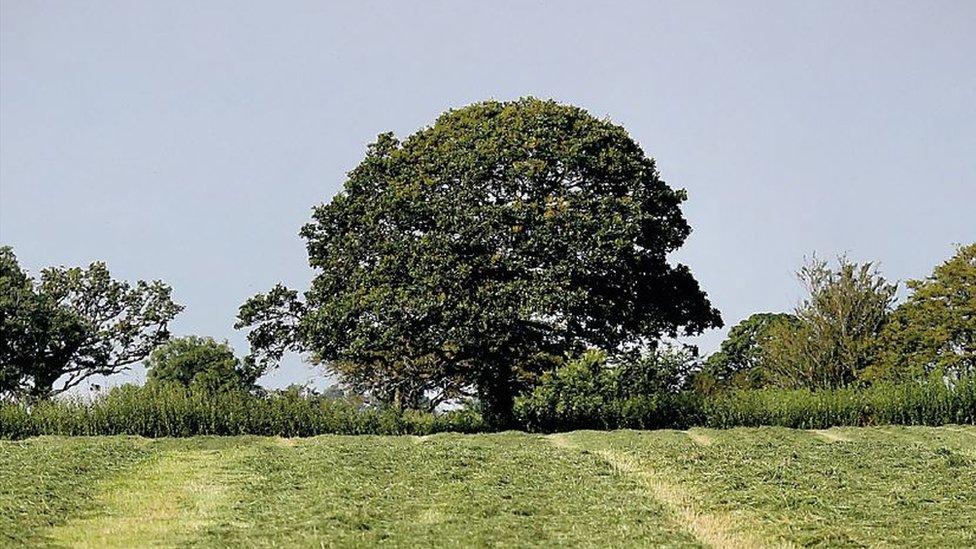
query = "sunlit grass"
xmin=2 ymin=427 xmax=974 ymax=547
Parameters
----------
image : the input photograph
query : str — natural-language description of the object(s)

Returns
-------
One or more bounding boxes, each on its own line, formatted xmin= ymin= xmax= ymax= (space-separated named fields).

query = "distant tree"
xmin=763 ymin=256 xmax=896 ymax=389
xmin=869 ymin=243 xmax=976 ymax=381
xmin=614 ymin=344 xmax=701 ymax=395
xmin=145 ymin=336 xmax=262 ymax=393
xmin=237 ymin=98 xmax=722 ymax=426
xmin=699 ymin=313 xmax=798 ymax=391
xmin=0 ymin=246 xmax=182 ymax=400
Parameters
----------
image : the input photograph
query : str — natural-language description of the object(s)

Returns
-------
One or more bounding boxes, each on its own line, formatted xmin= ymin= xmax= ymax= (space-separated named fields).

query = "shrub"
xmin=514 ymin=350 xmax=615 ymax=431
xmin=515 ymin=348 xmax=703 ymax=432
xmin=516 ymin=359 xmax=975 ymax=433
xmin=145 ymin=336 xmax=263 ymax=394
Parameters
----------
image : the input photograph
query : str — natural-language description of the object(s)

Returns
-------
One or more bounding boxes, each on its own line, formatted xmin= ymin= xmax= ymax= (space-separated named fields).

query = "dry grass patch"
xmin=809 ymin=429 xmax=853 ymax=443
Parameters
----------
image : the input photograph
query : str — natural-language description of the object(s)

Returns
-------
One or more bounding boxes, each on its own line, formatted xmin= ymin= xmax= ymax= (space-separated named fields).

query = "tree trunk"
xmin=479 ymin=361 xmax=516 ymax=429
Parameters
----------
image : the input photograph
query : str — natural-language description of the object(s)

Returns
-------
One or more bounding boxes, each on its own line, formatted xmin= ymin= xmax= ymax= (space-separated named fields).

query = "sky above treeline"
xmin=2 ymin=1 xmax=974 ymax=391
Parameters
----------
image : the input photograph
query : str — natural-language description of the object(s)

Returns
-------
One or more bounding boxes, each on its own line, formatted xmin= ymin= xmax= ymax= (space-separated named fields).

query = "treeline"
xmin=514 ymin=245 xmax=975 ymax=431
xmin=695 ymin=249 xmax=975 ymax=392
xmin=2 ymin=242 xmax=974 ymax=437
xmin=2 ymin=99 xmax=974 ymax=435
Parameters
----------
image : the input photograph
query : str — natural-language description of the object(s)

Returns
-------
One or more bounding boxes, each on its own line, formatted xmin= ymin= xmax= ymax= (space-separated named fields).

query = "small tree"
xmin=700 ymin=313 xmax=798 ymax=391
xmin=237 ymin=98 xmax=722 ymax=426
xmin=0 ymin=246 xmax=182 ymax=400
xmin=763 ymin=256 xmax=896 ymax=389
xmin=869 ymin=243 xmax=976 ymax=381
xmin=145 ymin=336 xmax=263 ymax=393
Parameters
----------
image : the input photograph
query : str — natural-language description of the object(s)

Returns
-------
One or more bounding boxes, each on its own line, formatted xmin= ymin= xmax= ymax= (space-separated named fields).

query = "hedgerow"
xmin=0 ymin=384 xmax=484 ymax=439
xmin=3 ymin=375 xmax=973 ymax=438
xmin=514 ymin=373 xmax=976 ymax=432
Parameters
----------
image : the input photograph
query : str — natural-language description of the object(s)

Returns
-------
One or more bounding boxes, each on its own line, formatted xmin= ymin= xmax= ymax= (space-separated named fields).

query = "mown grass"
xmin=47 ymin=438 xmax=261 ymax=548
xmin=192 ymin=434 xmax=700 ymax=547
xmin=2 ymin=427 xmax=974 ymax=547
xmin=0 ymin=437 xmax=154 ymax=546
xmin=566 ymin=426 xmax=976 ymax=547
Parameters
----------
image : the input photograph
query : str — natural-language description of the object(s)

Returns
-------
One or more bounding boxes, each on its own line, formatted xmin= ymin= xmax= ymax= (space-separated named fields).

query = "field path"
xmin=47 ymin=442 xmax=255 ymax=548
xmin=549 ymin=433 xmax=788 ymax=549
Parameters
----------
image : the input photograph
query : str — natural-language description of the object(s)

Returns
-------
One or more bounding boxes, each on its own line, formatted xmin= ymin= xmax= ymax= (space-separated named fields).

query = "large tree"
xmin=869 ymin=243 xmax=976 ymax=381
xmin=0 ymin=246 xmax=182 ymax=400
xmin=238 ymin=98 xmax=721 ymax=425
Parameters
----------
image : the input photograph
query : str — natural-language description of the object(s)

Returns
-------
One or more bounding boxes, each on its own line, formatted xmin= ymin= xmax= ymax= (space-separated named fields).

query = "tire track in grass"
xmin=549 ymin=434 xmax=787 ymax=549
xmin=46 ymin=442 xmax=256 ymax=548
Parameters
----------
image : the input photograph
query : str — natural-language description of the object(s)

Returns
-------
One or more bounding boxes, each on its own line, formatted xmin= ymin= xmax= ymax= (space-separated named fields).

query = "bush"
xmin=514 ymin=350 xmax=614 ymax=431
xmin=145 ymin=336 xmax=263 ymax=394
xmin=515 ymin=349 xmax=703 ymax=432
xmin=516 ymin=358 xmax=976 ymax=433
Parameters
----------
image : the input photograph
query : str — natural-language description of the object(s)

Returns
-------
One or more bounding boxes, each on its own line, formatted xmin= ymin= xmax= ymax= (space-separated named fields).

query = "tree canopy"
xmin=700 ymin=312 xmax=798 ymax=390
xmin=870 ymin=243 xmax=976 ymax=381
xmin=238 ymin=98 xmax=721 ymax=425
xmin=0 ymin=246 xmax=182 ymax=400
xmin=762 ymin=256 xmax=896 ymax=389
xmin=145 ymin=336 xmax=263 ymax=393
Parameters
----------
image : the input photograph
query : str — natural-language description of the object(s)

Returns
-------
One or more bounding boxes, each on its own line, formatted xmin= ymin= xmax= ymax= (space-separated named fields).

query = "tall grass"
xmin=3 ymin=377 xmax=974 ymax=438
xmin=0 ymin=384 xmax=484 ymax=440
xmin=702 ymin=375 xmax=976 ymax=429
xmin=515 ymin=375 xmax=976 ymax=432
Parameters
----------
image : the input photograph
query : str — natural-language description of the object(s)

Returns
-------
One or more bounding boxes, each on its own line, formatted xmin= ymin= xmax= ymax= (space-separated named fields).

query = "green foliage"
xmin=0 ymin=384 xmax=484 ymax=439
xmin=515 ymin=362 xmax=974 ymax=433
xmin=870 ymin=243 xmax=976 ymax=381
xmin=515 ymin=347 xmax=705 ymax=431
xmin=0 ymin=246 xmax=183 ymax=401
xmin=2 ymin=375 xmax=973 ymax=438
xmin=699 ymin=313 xmax=798 ymax=391
xmin=702 ymin=375 xmax=976 ymax=429
xmin=514 ymin=350 xmax=613 ymax=430
xmin=145 ymin=336 xmax=263 ymax=393
xmin=763 ymin=256 xmax=896 ymax=389
xmin=614 ymin=345 xmax=700 ymax=395
xmin=238 ymin=98 xmax=722 ymax=426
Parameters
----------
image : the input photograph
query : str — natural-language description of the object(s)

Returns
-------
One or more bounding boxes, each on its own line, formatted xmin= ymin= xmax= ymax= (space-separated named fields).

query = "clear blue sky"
xmin=2 ymin=1 xmax=974 ymax=391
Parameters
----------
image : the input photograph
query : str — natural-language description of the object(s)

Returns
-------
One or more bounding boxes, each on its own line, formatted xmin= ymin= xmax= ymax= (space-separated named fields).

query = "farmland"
xmin=3 ymin=426 xmax=975 ymax=547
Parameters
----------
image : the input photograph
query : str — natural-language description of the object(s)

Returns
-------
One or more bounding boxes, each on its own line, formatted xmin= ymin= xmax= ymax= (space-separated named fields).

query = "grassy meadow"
xmin=3 ymin=426 xmax=975 ymax=547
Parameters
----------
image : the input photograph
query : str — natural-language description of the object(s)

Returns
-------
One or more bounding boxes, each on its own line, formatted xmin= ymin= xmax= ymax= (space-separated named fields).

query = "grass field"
xmin=2 ymin=427 xmax=974 ymax=547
